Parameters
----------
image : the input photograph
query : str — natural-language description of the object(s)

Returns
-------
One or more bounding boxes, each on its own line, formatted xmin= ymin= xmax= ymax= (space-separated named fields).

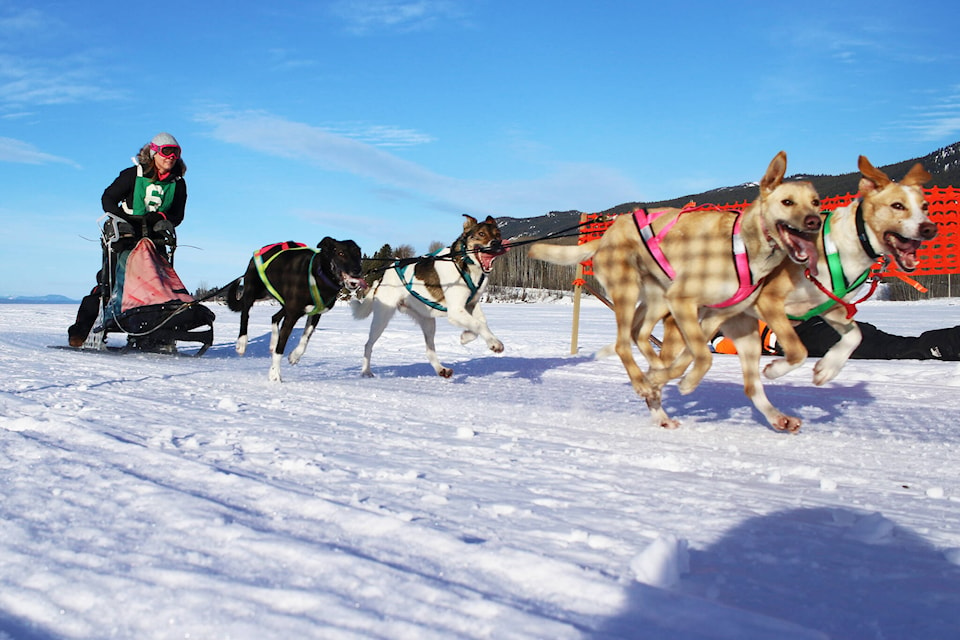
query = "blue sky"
xmin=3 ymin=0 xmax=960 ymax=297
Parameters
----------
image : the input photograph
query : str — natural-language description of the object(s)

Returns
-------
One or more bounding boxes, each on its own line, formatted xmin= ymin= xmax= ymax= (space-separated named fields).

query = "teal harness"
xmin=789 ymin=208 xmax=877 ymax=322
xmin=393 ymin=248 xmax=484 ymax=313
xmin=253 ymin=242 xmax=334 ymax=316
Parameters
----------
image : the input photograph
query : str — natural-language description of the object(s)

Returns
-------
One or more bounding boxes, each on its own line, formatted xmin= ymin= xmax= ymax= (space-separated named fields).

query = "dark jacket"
xmin=101 ymin=164 xmax=187 ymax=233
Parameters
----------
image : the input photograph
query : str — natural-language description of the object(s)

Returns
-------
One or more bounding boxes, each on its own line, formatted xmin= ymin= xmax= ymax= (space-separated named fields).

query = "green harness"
xmin=253 ymin=242 xmax=332 ymax=316
xmin=788 ymin=211 xmax=871 ymax=322
xmin=393 ymin=249 xmax=483 ymax=313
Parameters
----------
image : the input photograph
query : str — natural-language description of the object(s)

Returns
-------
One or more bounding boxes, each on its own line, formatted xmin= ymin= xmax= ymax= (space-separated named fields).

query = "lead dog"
xmin=699 ymin=156 xmax=937 ymax=385
xmin=530 ymin=151 xmax=822 ymax=430
xmin=351 ymin=215 xmax=507 ymax=378
xmin=227 ymin=237 xmax=366 ymax=381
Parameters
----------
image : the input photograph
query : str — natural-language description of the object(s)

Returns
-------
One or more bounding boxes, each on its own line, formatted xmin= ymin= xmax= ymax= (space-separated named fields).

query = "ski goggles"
xmin=150 ymin=143 xmax=181 ymax=159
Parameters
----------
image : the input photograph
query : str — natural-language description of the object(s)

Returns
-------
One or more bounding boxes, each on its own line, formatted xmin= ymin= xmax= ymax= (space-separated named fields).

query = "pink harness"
xmin=632 ymin=205 xmax=759 ymax=309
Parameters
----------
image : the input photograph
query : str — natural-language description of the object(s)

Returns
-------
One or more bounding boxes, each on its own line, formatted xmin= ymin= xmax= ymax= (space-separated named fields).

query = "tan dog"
xmin=655 ymin=156 xmax=936 ymax=431
xmin=530 ymin=152 xmax=822 ymax=430
xmin=722 ymin=156 xmax=936 ymax=381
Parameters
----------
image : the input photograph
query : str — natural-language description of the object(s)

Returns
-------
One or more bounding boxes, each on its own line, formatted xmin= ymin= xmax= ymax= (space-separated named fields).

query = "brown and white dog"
xmin=721 ymin=156 xmax=937 ymax=387
xmin=351 ymin=215 xmax=508 ymax=378
xmin=529 ymin=152 xmax=822 ymax=430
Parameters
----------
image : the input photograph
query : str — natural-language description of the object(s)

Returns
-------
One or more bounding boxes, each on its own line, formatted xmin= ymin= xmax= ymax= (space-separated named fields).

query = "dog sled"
xmin=82 ymin=214 xmax=215 ymax=355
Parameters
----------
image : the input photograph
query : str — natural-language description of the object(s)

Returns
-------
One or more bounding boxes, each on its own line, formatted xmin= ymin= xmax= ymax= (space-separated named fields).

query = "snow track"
xmin=1 ymin=300 xmax=959 ymax=638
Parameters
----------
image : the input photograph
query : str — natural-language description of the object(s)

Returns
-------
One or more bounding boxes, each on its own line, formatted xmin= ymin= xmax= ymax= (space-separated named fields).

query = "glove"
xmin=152 ymin=220 xmax=175 ymax=244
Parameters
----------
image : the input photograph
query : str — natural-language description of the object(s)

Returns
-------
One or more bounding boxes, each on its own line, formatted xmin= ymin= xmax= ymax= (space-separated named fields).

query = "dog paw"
xmin=489 ymin=340 xmax=504 ymax=353
xmin=268 ymin=369 xmax=283 ymax=383
xmin=812 ymin=360 xmax=841 ymax=386
xmin=361 ymin=369 xmax=375 ymax=378
xmin=677 ymin=376 xmax=700 ymax=396
xmin=771 ymin=414 xmax=802 ymax=433
xmin=763 ymin=359 xmax=792 ymax=379
xmin=648 ymin=407 xmax=679 ymax=429
xmin=438 ymin=367 xmax=453 ymax=378
xmin=658 ymin=416 xmax=681 ymax=429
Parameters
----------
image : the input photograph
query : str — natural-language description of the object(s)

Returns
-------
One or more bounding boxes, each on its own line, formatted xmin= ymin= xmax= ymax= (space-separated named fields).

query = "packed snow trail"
xmin=1 ymin=299 xmax=959 ymax=638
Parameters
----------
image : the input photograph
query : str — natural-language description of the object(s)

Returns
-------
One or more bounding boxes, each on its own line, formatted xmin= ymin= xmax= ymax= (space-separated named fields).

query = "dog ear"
xmin=900 ymin=162 xmax=932 ymax=188
xmin=857 ymin=155 xmax=891 ymax=194
xmin=760 ymin=151 xmax=787 ymax=195
xmin=484 ymin=216 xmax=498 ymax=225
xmin=318 ymin=237 xmax=336 ymax=251
xmin=462 ymin=214 xmax=478 ymax=231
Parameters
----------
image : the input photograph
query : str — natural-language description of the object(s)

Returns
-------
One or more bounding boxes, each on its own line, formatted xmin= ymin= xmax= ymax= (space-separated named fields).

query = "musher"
xmin=67 ymin=132 xmax=187 ymax=347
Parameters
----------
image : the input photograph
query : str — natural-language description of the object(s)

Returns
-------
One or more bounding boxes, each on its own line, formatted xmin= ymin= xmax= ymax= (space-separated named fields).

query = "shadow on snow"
xmin=598 ymin=506 xmax=960 ymax=639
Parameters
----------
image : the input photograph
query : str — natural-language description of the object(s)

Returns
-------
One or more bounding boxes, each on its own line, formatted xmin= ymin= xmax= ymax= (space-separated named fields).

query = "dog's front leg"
xmin=268 ymin=320 xmax=283 ymax=382
xmin=268 ymin=310 xmax=297 ymax=382
xmin=289 ymin=315 xmax=320 ymax=365
xmin=721 ymin=314 xmax=801 ymax=432
xmin=755 ymin=279 xmax=808 ymax=381
xmin=448 ymin=306 xmax=503 ymax=353
xmin=810 ymin=310 xmax=861 ymax=385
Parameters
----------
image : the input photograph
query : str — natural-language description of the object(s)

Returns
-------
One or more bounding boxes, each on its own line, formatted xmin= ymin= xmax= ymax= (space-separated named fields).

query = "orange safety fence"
xmin=577 ymin=188 xmax=960 ymax=279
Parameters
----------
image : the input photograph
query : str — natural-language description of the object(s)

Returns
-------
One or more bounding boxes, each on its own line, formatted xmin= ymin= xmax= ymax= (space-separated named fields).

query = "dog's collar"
xmin=855 ymin=199 xmax=883 ymax=260
xmin=305 ymin=252 xmax=338 ymax=316
xmin=314 ymin=253 xmax=342 ymax=291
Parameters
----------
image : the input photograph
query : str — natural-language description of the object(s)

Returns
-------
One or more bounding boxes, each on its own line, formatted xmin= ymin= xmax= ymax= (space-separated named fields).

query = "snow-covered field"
xmin=2 ymin=298 xmax=959 ymax=640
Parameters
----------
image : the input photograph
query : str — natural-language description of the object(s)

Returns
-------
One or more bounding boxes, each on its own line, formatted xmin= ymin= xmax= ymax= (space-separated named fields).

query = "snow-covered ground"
xmin=1 ymin=298 xmax=959 ymax=640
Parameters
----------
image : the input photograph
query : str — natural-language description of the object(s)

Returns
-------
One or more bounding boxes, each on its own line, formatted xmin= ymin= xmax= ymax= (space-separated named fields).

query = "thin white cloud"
xmin=905 ymin=86 xmax=960 ymax=141
xmin=198 ymin=110 xmax=639 ymax=218
xmin=0 ymin=6 xmax=44 ymax=34
xmin=201 ymin=110 xmax=456 ymax=195
xmin=0 ymin=4 xmax=122 ymax=111
xmin=330 ymin=0 xmax=468 ymax=34
xmin=0 ymin=136 xmax=79 ymax=167
xmin=327 ymin=123 xmax=436 ymax=147
xmin=0 ymin=54 xmax=124 ymax=108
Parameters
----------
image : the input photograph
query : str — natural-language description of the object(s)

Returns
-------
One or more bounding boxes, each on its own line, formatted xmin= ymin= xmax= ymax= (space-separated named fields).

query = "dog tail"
xmin=528 ymin=239 xmax=600 ymax=266
xmin=225 ymin=278 xmax=244 ymax=312
xmin=350 ymin=288 xmax=375 ymax=320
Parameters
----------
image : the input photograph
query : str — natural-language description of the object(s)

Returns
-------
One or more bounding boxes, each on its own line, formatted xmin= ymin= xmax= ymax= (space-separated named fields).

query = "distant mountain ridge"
xmin=498 ymin=141 xmax=960 ymax=242
xmin=1 ymin=295 xmax=78 ymax=304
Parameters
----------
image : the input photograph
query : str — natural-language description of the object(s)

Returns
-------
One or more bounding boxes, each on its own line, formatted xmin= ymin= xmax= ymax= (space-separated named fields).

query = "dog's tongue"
xmin=344 ymin=275 xmax=368 ymax=292
xmin=479 ymin=243 xmax=509 ymax=272
xmin=781 ymin=229 xmax=819 ymax=277
xmin=891 ymin=236 xmax=922 ymax=271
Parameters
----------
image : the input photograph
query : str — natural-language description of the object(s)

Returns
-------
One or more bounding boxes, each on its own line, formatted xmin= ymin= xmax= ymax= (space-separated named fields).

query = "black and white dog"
xmin=227 ymin=237 xmax=366 ymax=381
xmin=351 ymin=215 xmax=508 ymax=378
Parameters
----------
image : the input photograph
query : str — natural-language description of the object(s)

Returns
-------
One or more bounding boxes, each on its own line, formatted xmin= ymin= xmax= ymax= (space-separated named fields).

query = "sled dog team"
xmin=229 ymin=153 xmax=938 ymax=432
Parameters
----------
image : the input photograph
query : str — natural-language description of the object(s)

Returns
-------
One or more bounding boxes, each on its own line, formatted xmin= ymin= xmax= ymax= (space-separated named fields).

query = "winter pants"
xmin=794 ymin=316 xmax=960 ymax=361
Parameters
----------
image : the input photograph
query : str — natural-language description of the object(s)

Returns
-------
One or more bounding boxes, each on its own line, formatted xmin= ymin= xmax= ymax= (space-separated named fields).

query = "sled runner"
xmin=85 ymin=214 xmax=215 ymax=355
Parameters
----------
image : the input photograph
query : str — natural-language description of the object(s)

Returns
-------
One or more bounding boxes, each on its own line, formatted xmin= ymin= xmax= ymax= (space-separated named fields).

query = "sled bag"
xmin=109 ymin=238 xmax=194 ymax=316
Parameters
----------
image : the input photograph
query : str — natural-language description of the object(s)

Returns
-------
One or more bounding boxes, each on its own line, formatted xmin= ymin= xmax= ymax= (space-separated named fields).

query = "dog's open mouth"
xmin=341 ymin=274 xmax=368 ymax=293
xmin=476 ymin=242 xmax=509 ymax=273
xmin=777 ymin=222 xmax=820 ymax=277
xmin=884 ymin=232 xmax=924 ymax=272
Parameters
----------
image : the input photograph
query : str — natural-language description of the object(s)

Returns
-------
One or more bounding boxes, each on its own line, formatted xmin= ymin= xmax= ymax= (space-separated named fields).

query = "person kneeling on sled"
xmin=68 ymin=132 xmax=187 ymax=347
xmin=711 ymin=316 xmax=960 ymax=361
